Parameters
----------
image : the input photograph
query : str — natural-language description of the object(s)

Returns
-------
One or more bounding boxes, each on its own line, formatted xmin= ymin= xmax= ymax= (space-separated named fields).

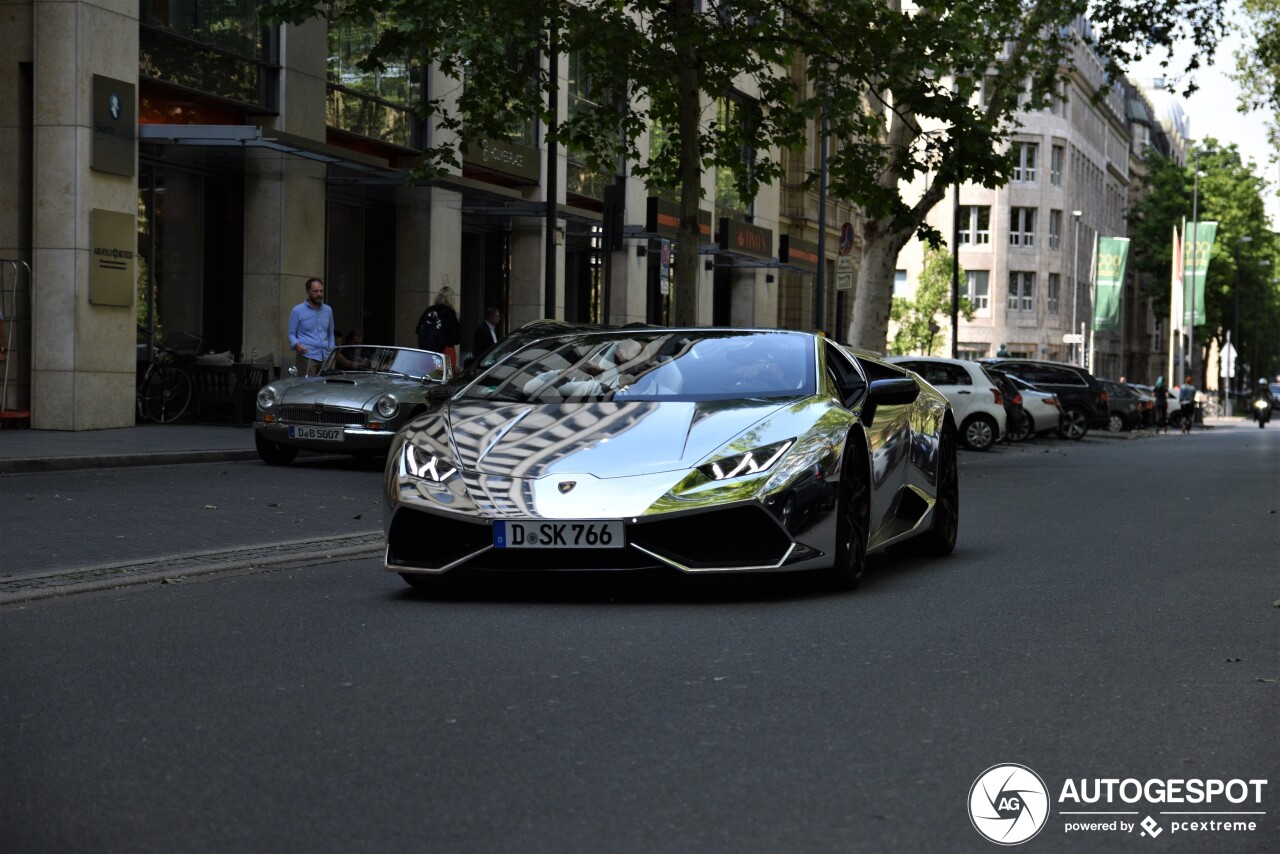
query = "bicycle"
xmin=136 ymin=330 xmax=201 ymax=423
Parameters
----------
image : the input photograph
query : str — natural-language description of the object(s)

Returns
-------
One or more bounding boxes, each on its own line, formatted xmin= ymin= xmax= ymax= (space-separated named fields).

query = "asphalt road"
xmin=2 ymin=426 xmax=1277 ymax=853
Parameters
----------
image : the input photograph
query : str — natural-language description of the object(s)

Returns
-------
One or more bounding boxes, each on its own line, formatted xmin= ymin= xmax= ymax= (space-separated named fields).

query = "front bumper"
xmin=255 ymin=421 xmax=396 ymax=453
xmin=385 ymin=500 xmax=833 ymax=576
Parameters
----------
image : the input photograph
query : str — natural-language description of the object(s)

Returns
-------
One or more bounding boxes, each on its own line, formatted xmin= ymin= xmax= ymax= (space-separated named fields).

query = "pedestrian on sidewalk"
xmin=415 ymin=287 xmax=461 ymax=371
xmin=1153 ymin=375 xmax=1168 ymax=432
xmin=288 ymin=277 xmax=334 ymax=377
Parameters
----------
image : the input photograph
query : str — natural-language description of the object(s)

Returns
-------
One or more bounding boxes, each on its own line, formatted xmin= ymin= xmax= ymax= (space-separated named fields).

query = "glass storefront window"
xmin=141 ymin=0 xmax=270 ymax=60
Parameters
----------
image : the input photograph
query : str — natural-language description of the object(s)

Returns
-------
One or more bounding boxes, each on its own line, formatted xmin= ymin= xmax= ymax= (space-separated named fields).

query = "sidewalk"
xmin=0 ymin=422 xmax=259 ymax=474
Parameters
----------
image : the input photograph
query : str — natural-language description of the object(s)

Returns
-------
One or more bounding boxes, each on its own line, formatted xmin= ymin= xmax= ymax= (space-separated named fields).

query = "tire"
xmin=960 ymin=413 xmax=997 ymax=451
xmin=822 ymin=441 xmax=870 ymax=590
xmin=139 ymin=367 xmax=193 ymax=424
xmin=1006 ymin=410 xmax=1032 ymax=443
xmin=1107 ymin=411 xmax=1125 ymax=433
xmin=1167 ymin=410 xmax=1184 ymax=430
xmin=902 ymin=428 xmax=959 ymax=557
xmin=1057 ymin=406 xmax=1089 ymax=440
xmin=255 ymin=430 xmax=299 ymax=465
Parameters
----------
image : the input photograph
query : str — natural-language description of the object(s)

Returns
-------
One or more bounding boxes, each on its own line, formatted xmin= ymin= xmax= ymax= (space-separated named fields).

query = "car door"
xmin=897 ymin=360 xmax=976 ymax=424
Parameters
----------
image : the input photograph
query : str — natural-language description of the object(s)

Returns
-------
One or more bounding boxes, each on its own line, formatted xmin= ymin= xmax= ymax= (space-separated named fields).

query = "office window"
xmin=1008 ymin=271 xmax=1035 ymax=312
xmin=1051 ymin=145 xmax=1064 ymax=185
xmin=959 ymin=205 xmax=991 ymax=245
xmin=1013 ymin=142 xmax=1038 ymax=182
xmin=1010 ymin=207 xmax=1036 ymax=247
xmin=1048 ymin=209 xmax=1062 ymax=250
xmin=1047 ymin=273 xmax=1060 ymax=313
xmin=894 ymin=269 xmax=908 ymax=297
xmin=965 ymin=270 xmax=989 ymax=311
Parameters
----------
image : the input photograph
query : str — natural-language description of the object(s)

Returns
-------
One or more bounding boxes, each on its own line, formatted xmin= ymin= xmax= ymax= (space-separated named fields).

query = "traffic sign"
xmin=1062 ymin=333 xmax=1084 ymax=344
xmin=838 ymin=222 xmax=854 ymax=256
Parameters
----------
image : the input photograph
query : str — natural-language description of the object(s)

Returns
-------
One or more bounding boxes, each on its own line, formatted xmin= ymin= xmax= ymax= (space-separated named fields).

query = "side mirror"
xmin=867 ymin=376 xmax=920 ymax=406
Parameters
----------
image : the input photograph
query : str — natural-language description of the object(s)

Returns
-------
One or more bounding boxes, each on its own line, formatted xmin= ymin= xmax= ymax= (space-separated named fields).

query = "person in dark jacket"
xmin=471 ymin=307 xmax=502 ymax=363
xmin=415 ymin=287 xmax=461 ymax=370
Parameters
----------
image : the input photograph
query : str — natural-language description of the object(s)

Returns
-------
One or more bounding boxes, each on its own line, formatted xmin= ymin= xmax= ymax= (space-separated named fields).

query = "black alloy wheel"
xmin=920 ymin=429 xmax=960 ymax=556
xmin=824 ymin=442 xmax=870 ymax=590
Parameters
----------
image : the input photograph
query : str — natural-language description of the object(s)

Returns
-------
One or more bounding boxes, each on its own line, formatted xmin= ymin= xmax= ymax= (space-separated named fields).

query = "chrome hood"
xmin=426 ymin=398 xmax=801 ymax=479
xmin=275 ymin=374 xmax=421 ymax=409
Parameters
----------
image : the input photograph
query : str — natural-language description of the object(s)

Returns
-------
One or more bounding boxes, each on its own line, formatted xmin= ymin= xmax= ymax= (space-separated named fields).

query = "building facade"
xmin=3 ymin=2 xmax=849 ymax=430
xmin=893 ymin=34 xmax=1181 ymax=385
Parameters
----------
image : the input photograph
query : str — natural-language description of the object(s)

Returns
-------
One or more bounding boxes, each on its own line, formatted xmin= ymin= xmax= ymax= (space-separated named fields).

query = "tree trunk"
xmin=847 ymin=225 xmax=911 ymax=351
xmin=672 ymin=0 xmax=701 ymax=327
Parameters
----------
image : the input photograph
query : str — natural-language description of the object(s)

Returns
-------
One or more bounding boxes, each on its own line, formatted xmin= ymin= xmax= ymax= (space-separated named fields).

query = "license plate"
xmin=289 ymin=425 xmax=344 ymax=442
xmin=494 ymin=520 xmax=624 ymax=549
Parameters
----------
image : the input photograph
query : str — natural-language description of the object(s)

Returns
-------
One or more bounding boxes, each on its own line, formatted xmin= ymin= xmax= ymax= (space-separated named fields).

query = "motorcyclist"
xmin=1254 ymin=379 xmax=1273 ymax=425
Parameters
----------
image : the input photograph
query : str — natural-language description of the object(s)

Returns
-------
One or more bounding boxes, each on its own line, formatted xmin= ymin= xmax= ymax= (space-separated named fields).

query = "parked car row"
xmin=885 ymin=355 xmax=1189 ymax=449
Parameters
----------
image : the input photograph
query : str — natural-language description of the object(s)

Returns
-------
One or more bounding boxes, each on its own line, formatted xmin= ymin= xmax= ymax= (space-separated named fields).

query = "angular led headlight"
xmin=375 ymin=393 xmax=400 ymax=419
xmin=698 ymin=439 xmax=795 ymax=481
xmin=257 ymin=387 xmax=277 ymax=409
xmin=403 ymin=442 xmax=457 ymax=483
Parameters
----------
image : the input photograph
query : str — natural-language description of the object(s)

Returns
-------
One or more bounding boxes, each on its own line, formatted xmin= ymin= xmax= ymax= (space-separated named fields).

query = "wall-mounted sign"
xmin=718 ymin=219 xmax=773 ymax=261
xmin=645 ymin=198 xmax=711 ymax=242
xmin=779 ymin=235 xmax=819 ymax=274
xmin=91 ymin=75 xmax=136 ymax=177
xmin=462 ymin=137 xmax=541 ymax=183
xmin=89 ymin=209 xmax=136 ymax=307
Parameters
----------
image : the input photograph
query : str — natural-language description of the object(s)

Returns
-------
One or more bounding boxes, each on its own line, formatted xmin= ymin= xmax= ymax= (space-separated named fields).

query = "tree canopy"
xmin=264 ymin=0 xmax=1233 ymax=347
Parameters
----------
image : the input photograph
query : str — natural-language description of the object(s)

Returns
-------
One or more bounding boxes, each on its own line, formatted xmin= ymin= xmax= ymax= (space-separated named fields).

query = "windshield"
xmin=459 ymin=330 xmax=816 ymax=403
xmin=320 ymin=346 xmax=447 ymax=381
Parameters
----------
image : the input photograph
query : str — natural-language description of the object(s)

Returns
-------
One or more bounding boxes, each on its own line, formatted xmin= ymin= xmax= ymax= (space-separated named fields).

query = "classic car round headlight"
xmin=375 ymin=394 xmax=399 ymax=419
xmin=257 ymin=387 xmax=276 ymax=409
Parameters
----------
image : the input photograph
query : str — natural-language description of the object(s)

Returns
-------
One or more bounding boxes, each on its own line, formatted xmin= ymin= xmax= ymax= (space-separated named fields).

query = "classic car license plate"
xmin=494 ymin=520 xmax=624 ymax=549
xmin=289 ymin=425 xmax=344 ymax=442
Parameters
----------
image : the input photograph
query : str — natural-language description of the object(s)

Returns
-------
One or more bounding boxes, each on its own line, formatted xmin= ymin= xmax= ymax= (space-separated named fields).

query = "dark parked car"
xmin=982 ymin=366 xmax=1030 ymax=443
xmin=980 ymin=358 xmax=1109 ymax=440
xmin=1098 ymin=379 xmax=1146 ymax=432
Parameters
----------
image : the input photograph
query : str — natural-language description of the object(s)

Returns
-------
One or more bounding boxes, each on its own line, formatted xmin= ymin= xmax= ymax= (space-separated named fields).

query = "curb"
xmin=0 ymin=449 xmax=261 ymax=475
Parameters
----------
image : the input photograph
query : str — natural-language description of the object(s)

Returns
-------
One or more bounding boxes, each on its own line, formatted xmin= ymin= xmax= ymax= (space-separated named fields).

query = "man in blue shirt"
xmin=288 ymin=277 xmax=334 ymax=376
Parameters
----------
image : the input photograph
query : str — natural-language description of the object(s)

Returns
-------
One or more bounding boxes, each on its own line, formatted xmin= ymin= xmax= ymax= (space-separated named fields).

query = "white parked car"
xmin=887 ymin=356 xmax=1007 ymax=450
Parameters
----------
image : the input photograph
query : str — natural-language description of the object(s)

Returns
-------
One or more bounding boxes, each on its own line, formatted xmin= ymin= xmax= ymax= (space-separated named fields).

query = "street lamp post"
xmin=1233 ymin=236 xmax=1252 ymax=409
xmin=1186 ymin=152 xmax=1201 ymax=384
xmin=1071 ymin=210 xmax=1082 ymax=365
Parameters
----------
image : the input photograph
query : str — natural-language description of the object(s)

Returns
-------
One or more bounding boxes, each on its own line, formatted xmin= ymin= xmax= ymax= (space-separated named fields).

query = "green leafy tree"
xmin=1128 ymin=138 xmax=1279 ymax=384
xmin=263 ymin=0 xmax=1228 ymax=344
xmin=889 ymin=247 xmax=974 ymax=356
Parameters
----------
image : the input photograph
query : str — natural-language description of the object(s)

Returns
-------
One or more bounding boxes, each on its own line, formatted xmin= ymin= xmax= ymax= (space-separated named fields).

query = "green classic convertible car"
xmin=253 ymin=345 xmax=451 ymax=465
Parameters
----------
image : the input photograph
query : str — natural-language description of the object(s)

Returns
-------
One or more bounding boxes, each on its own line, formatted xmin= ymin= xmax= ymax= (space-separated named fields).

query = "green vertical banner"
xmin=1182 ymin=221 xmax=1217 ymax=325
xmin=1092 ymin=236 xmax=1129 ymax=331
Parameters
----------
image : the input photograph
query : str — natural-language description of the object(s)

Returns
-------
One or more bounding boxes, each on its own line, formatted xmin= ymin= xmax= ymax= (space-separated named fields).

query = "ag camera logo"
xmin=969 ymin=764 xmax=1050 ymax=845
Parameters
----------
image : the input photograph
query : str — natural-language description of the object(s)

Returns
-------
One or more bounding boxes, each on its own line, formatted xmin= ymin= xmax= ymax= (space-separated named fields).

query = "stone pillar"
xmin=397 ymin=186 xmax=460 ymax=347
xmin=242 ymin=151 xmax=328 ymax=369
xmin=30 ymin=0 xmax=139 ymax=429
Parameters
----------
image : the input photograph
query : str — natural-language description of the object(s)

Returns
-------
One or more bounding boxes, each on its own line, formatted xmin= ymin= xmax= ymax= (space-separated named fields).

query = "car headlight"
xmin=403 ymin=442 xmax=457 ymax=483
xmin=375 ymin=394 xmax=399 ymax=419
xmin=698 ymin=439 xmax=795 ymax=481
xmin=257 ymin=387 xmax=276 ymax=409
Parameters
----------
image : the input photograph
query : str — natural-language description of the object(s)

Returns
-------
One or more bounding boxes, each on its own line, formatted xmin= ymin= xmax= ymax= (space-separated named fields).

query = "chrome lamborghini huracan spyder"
xmin=384 ymin=328 xmax=958 ymax=590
